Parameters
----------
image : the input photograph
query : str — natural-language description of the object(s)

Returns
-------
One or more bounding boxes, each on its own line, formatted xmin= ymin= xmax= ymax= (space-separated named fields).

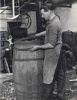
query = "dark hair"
xmin=40 ymin=3 xmax=56 ymax=12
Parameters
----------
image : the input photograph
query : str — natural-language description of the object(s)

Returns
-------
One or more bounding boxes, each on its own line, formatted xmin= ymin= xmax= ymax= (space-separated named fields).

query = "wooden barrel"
xmin=12 ymin=39 xmax=44 ymax=100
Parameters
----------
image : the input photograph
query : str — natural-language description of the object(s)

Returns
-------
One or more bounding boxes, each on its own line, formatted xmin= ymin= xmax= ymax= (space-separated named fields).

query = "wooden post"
xmin=12 ymin=0 xmax=15 ymax=17
xmin=36 ymin=0 xmax=43 ymax=33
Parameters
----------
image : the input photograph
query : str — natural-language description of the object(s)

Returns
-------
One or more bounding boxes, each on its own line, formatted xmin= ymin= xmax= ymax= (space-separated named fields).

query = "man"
xmin=30 ymin=3 xmax=62 ymax=100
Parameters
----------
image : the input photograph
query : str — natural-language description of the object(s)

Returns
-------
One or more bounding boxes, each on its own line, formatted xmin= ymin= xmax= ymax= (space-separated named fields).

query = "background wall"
xmin=0 ymin=2 xmax=77 ymax=33
xmin=55 ymin=2 xmax=77 ymax=32
xmin=0 ymin=10 xmax=37 ymax=34
xmin=28 ymin=11 xmax=36 ymax=34
xmin=0 ymin=10 xmax=14 ymax=32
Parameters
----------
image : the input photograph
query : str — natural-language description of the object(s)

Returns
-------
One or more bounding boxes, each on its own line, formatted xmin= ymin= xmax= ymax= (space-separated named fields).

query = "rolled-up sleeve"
xmin=48 ymin=24 xmax=58 ymax=47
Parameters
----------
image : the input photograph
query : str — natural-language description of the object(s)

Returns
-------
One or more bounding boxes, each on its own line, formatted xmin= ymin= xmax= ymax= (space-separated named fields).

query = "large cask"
xmin=12 ymin=39 xmax=44 ymax=100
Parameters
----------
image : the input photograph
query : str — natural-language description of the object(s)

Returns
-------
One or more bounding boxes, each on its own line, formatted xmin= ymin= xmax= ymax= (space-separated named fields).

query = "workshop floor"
xmin=65 ymin=64 xmax=77 ymax=100
xmin=0 ymin=65 xmax=77 ymax=100
xmin=0 ymin=73 xmax=16 ymax=100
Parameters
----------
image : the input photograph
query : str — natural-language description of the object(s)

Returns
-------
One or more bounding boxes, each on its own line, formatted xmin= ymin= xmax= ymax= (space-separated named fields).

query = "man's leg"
xmin=43 ymin=82 xmax=54 ymax=100
xmin=57 ymin=68 xmax=65 ymax=100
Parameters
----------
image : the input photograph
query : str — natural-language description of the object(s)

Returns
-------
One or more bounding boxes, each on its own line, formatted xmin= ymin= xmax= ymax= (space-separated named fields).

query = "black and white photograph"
xmin=0 ymin=0 xmax=77 ymax=100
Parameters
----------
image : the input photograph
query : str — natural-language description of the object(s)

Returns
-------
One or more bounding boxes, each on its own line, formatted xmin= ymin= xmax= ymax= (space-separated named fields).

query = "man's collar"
xmin=47 ymin=15 xmax=57 ymax=24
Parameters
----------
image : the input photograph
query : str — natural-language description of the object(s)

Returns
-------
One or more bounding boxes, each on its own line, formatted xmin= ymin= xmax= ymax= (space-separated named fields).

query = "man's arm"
xmin=29 ymin=43 xmax=54 ymax=51
xmin=35 ymin=31 xmax=46 ymax=37
xmin=38 ymin=43 xmax=53 ymax=49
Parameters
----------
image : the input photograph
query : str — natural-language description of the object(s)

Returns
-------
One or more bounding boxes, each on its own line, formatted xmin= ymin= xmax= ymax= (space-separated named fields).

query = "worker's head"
xmin=40 ymin=3 xmax=56 ymax=20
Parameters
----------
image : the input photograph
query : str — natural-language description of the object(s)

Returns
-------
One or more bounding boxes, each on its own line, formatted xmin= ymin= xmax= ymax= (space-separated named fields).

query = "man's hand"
xmin=29 ymin=45 xmax=39 ymax=52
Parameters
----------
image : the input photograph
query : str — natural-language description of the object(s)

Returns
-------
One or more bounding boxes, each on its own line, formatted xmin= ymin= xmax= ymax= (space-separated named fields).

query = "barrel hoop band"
xmin=15 ymin=90 xmax=42 ymax=98
xmin=13 ymin=58 xmax=44 ymax=61
xmin=14 ymin=47 xmax=32 ymax=51
xmin=14 ymin=81 xmax=43 ymax=86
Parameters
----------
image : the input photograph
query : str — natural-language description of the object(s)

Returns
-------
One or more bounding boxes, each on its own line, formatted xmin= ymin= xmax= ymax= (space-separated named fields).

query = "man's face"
xmin=41 ymin=9 xmax=50 ymax=20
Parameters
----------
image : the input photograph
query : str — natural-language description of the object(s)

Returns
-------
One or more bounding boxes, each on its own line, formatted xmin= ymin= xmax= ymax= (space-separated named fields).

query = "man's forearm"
xmin=36 ymin=31 xmax=46 ymax=37
xmin=38 ymin=43 xmax=54 ymax=50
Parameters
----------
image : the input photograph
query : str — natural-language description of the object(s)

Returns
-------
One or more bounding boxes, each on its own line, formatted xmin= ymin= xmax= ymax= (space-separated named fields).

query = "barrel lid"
xmin=14 ymin=39 xmax=43 ymax=45
xmin=14 ymin=39 xmax=43 ymax=50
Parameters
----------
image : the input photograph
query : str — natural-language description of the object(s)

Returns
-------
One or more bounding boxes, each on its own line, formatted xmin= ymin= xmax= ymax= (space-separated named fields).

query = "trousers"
xmin=43 ymin=82 xmax=54 ymax=100
xmin=43 ymin=47 xmax=67 ymax=100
